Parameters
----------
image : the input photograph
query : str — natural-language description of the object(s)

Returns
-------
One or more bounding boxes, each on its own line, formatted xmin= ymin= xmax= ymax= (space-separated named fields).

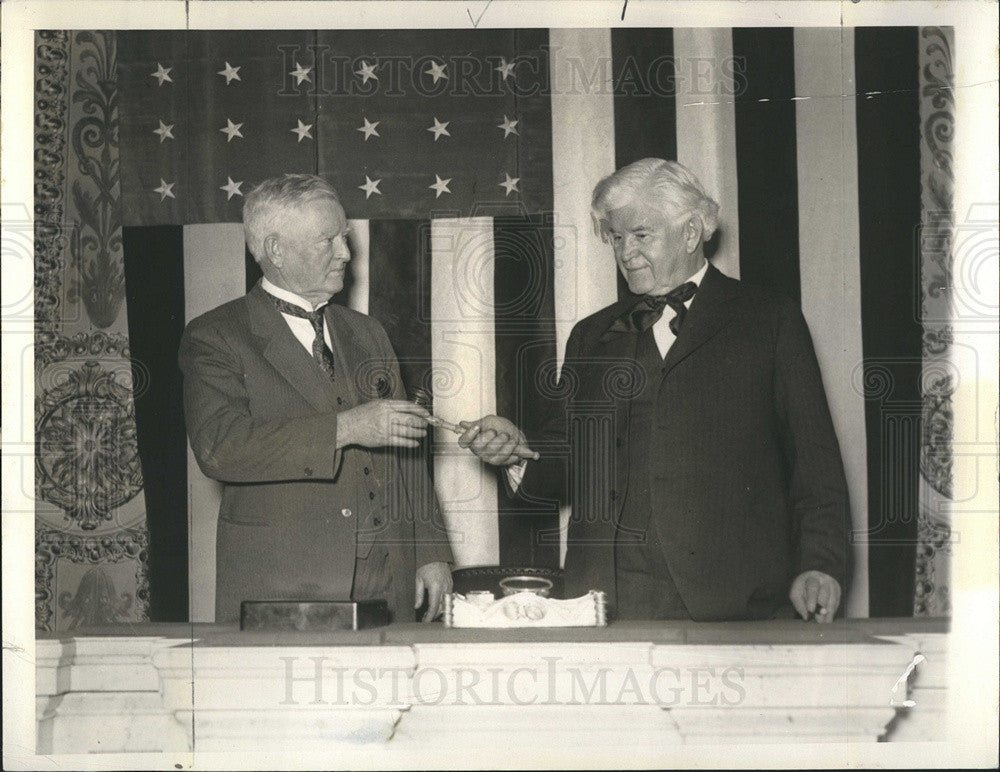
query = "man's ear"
xmin=684 ymin=216 xmax=703 ymax=253
xmin=263 ymin=233 xmax=282 ymax=267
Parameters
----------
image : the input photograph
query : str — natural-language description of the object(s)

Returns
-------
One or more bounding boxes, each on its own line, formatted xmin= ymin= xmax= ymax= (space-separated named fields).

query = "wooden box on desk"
xmin=240 ymin=600 xmax=389 ymax=631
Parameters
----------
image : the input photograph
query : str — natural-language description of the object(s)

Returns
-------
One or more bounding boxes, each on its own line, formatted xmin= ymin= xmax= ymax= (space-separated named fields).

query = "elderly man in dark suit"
xmin=459 ymin=158 xmax=851 ymax=623
xmin=179 ymin=174 xmax=453 ymax=624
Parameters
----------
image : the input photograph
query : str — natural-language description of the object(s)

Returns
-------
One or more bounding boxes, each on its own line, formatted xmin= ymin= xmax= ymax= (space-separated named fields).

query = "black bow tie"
xmin=264 ymin=291 xmax=336 ymax=379
xmin=600 ymin=281 xmax=699 ymax=343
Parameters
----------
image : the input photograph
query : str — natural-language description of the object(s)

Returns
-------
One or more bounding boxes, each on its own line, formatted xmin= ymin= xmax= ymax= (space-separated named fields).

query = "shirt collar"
xmin=261 ymin=277 xmax=327 ymax=313
xmin=687 ymin=259 xmax=709 ymax=289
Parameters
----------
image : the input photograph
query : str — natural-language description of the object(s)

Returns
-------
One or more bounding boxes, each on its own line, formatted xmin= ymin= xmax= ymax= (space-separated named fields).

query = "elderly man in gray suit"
xmin=179 ymin=174 xmax=453 ymax=624
xmin=460 ymin=159 xmax=851 ymax=624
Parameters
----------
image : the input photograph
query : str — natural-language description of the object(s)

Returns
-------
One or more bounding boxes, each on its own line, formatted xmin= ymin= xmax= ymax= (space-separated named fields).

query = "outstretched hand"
xmin=457 ymin=415 xmax=539 ymax=466
xmin=337 ymin=399 xmax=431 ymax=449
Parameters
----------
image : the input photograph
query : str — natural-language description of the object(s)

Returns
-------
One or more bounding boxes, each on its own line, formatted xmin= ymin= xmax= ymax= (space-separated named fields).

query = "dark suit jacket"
xmin=178 ymin=283 xmax=453 ymax=623
xmin=519 ymin=263 xmax=851 ymax=620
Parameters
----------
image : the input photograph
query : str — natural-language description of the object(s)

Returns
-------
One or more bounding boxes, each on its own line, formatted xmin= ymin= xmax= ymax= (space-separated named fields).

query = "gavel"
xmin=411 ymin=387 xmax=539 ymax=461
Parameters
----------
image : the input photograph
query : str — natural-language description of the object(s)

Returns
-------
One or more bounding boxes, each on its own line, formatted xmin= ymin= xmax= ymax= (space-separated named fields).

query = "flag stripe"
xmin=122 ymin=225 xmax=189 ymax=621
xmin=611 ymin=28 xmax=678 ymax=167
xmin=344 ymin=219 xmax=370 ymax=315
xmin=611 ymin=28 xmax=678 ymax=301
xmin=367 ymin=219 xmax=433 ymax=396
xmin=673 ymin=27 xmax=741 ymax=279
xmin=733 ymin=28 xmax=801 ymax=301
xmin=493 ymin=216 xmax=559 ymax=567
xmin=430 ymin=217 xmax=499 ymax=566
xmin=854 ymin=26 xmax=923 ymax=617
xmin=182 ymin=223 xmax=246 ymax=622
xmin=793 ymin=28 xmax=869 ymax=617
xmin=549 ymin=28 xmax=618 ymax=567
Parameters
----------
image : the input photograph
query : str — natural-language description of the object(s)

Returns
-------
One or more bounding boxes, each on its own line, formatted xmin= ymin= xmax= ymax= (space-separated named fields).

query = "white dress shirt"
xmin=261 ymin=277 xmax=334 ymax=356
xmin=506 ymin=259 xmax=709 ymax=491
xmin=650 ymin=259 xmax=709 ymax=357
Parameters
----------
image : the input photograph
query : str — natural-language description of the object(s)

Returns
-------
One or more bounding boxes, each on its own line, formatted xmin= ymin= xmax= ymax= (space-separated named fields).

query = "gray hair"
xmin=243 ymin=174 xmax=342 ymax=260
xmin=591 ymin=158 xmax=720 ymax=242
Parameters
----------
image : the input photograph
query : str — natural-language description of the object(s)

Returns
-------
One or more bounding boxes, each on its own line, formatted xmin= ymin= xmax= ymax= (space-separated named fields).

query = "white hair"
xmin=590 ymin=158 xmax=720 ymax=242
xmin=243 ymin=174 xmax=341 ymax=261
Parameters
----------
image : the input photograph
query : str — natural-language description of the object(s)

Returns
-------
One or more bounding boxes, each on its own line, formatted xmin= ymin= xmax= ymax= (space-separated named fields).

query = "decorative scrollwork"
xmin=35 ymin=524 xmax=150 ymax=630
xmin=67 ymin=30 xmax=124 ymax=329
xmin=58 ymin=567 xmax=134 ymax=629
xmin=35 ymin=361 xmax=144 ymax=530
xmin=34 ymin=30 xmax=70 ymax=331
xmin=920 ymin=372 xmax=954 ymax=500
xmin=920 ymin=27 xmax=955 ymax=181
xmin=35 ymin=330 xmax=131 ymax=369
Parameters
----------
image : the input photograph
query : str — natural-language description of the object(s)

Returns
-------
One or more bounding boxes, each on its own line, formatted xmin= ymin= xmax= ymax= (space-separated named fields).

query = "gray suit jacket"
xmin=179 ymin=283 xmax=453 ymax=623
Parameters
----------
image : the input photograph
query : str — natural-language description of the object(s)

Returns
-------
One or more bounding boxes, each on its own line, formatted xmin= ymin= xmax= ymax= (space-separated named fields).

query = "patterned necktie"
xmin=265 ymin=292 xmax=336 ymax=378
xmin=600 ymin=281 xmax=699 ymax=342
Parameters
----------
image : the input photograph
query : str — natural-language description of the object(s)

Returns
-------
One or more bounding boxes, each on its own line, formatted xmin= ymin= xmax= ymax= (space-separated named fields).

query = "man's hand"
xmin=415 ymin=561 xmax=453 ymax=622
xmin=337 ymin=400 xmax=431 ymax=449
xmin=457 ymin=415 xmax=539 ymax=465
xmin=789 ymin=571 xmax=842 ymax=623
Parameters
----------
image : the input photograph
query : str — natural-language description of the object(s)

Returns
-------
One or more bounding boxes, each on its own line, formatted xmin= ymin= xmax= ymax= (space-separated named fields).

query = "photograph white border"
xmin=3 ymin=1 xmax=997 ymax=768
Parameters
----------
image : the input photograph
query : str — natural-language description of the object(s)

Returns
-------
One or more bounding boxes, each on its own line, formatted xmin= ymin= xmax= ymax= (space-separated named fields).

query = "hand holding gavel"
xmin=411 ymin=389 xmax=538 ymax=465
xmin=456 ymin=415 xmax=539 ymax=466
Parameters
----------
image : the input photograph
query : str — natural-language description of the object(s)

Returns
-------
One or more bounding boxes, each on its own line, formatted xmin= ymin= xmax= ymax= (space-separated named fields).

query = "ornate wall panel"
xmin=34 ymin=31 xmax=151 ymax=630
xmin=914 ymin=27 xmax=954 ymax=617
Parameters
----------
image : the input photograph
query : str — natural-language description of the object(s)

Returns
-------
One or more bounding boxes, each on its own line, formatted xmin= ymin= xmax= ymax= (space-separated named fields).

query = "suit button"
xmin=337 ymin=396 xmax=343 ymax=405
xmin=615 ymin=437 xmax=623 ymax=448
xmin=304 ymin=467 xmax=313 ymax=476
xmin=363 ymin=467 xmax=370 ymax=475
xmin=341 ymin=508 xmax=352 ymax=517
xmin=369 ymin=491 xmax=376 ymax=500
xmin=609 ymin=489 xmax=617 ymax=501
xmin=373 ymin=517 xmax=383 ymax=527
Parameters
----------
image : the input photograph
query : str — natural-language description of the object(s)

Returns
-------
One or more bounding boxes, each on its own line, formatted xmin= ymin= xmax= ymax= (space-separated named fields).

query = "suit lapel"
xmin=246 ymin=284 xmax=333 ymax=414
xmin=325 ymin=304 xmax=369 ymax=406
xmin=662 ymin=262 xmax=740 ymax=376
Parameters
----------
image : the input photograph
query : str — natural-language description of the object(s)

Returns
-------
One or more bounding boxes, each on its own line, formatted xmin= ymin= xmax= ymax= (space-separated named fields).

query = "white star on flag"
xmin=424 ymin=60 xmax=448 ymax=84
xmin=151 ymin=63 xmax=173 ymax=86
xmin=355 ymin=61 xmax=378 ymax=84
xmin=220 ymin=176 xmax=244 ymax=200
xmin=358 ymin=176 xmax=382 ymax=199
xmin=291 ymin=119 xmax=314 ymax=142
xmin=219 ymin=118 xmax=244 ymax=142
xmin=495 ymin=58 xmax=516 ymax=81
xmin=217 ymin=62 xmax=242 ymax=85
xmin=289 ymin=62 xmax=313 ymax=85
xmin=153 ymin=120 xmax=175 ymax=142
xmin=357 ymin=118 xmax=380 ymax=141
xmin=497 ymin=115 xmax=519 ymax=138
xmin=427 ymin=117 xmax=451 ymax=141
xmin=499 ymin=173 xmax=520 ymax=197
xmin=154 ymin=179 xmax=176 ymax=201
xmin=429 ymin=174 xmax=452 ymax=198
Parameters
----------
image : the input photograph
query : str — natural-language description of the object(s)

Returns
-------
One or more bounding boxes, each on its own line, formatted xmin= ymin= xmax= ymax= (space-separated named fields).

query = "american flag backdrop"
xmin=115 ymin=28 xmax=929 ymax=622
